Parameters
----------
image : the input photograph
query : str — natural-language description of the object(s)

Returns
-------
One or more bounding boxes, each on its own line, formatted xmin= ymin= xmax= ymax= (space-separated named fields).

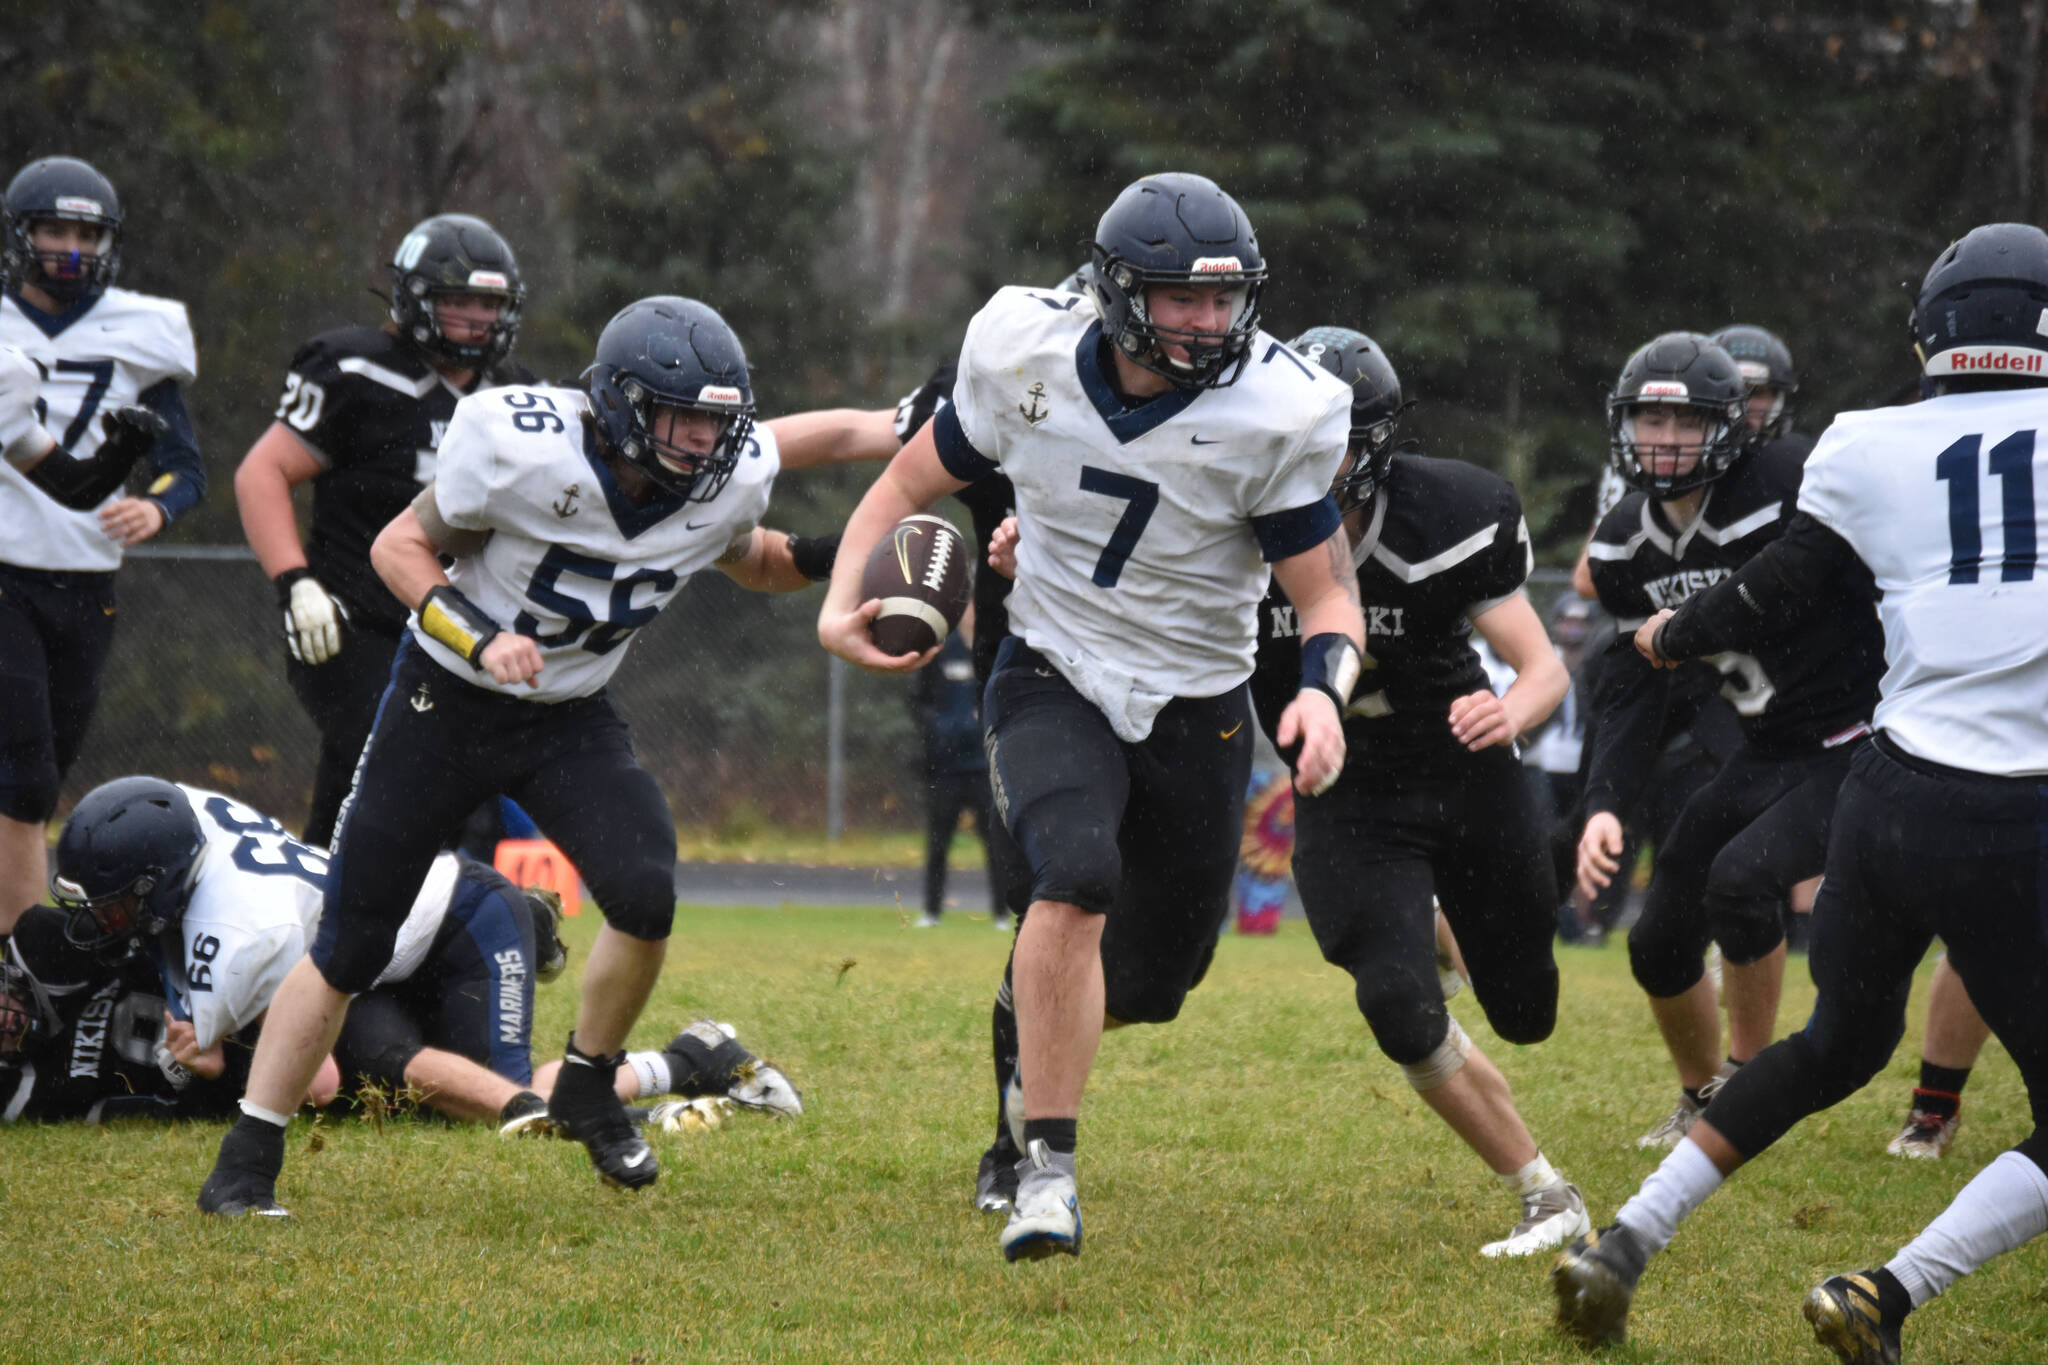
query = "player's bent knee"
xmin=1479 ymin=970 xmax=1558 ymax=1046
xmin=1358 ymin=983 xmax=1451 ymax=1067
xmin=1706 ymin=897 xmax=1785 ymax=966
xmin=599 ymin=896 xmax=674 ymax=941
xmin=1627 ymin=920 xmax=1707 ymax=1000
xmin=1399 ymin=1018 xmax=1472 ymax=1091
xmin=1102 ymin=977 xmax=1189 ymax=1025
xmin=0 ymin=767 xmax=59 ymax=824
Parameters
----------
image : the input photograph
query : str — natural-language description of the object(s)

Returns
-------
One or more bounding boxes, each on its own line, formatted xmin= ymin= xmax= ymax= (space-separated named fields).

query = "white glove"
xmin=280 ymin=573 xmax=348 ymax=664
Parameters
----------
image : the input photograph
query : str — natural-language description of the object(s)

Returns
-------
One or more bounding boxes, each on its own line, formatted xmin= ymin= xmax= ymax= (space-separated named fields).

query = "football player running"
xmin=234 ymin=215 xmax=535 ymax=849
xmin=1575 ymin=333 xmax=1884 ymax=1151
xmin=0 ymin=156 xmax=205 ymax=937
xmin=197 ymin=297 xmax=828 ymax=1216
xmin=1247 ymin=328 xmax=1585 ymax=1257
xmin=821 ymin=173 xmax=1365 ymax=1263
xmin=1554 ymin=222 xmax=2048 ymax=1362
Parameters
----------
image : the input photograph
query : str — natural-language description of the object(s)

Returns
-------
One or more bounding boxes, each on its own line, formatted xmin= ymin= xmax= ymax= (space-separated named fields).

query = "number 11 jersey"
xmin=1799 ymin=388 xmax=2048 ymax=774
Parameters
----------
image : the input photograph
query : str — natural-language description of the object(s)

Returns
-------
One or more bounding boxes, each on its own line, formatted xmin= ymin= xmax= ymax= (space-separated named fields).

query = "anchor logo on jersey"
xmin=410 ymin=681 xmax=434 ymax=713
xmin=553 ymin=483 xmax=581 ymax=519
xmin=1019 ymin=382 xmax=1050 ymax=427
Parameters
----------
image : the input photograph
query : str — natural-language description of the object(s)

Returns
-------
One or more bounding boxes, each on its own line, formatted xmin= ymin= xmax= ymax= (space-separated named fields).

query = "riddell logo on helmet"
xmin=53 ymin=197 xmax=102 ymax=216
xmin=1638 ymin=381 xmax=1689 ymax=399
xmin=697 ymin=385 xmax=744 ymax=405
xmin=1931 ymin=346 xmax=2046 ymax=375
xmin=1190 ymin=257 xmax=1244 ymax=274
xmin=466 ymin=270 xmax=509 ymax=290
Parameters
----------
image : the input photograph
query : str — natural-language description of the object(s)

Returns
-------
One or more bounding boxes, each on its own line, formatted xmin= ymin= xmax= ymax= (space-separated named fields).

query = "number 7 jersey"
xmin=1799 ymin=388 xmax=2048 ymax=774
xmin=417 ymin=383 xmax=779 ymax=699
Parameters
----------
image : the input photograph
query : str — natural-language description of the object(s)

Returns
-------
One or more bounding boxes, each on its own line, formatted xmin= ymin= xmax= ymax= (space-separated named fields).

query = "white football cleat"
xmin=730 ymin=1059 xmax=803 ymax=1117
xmin=1001 ymin=1140 xmax=1081 ymax=1262
xmin=1481 ymin=1180 xmax=1590 ymax=1258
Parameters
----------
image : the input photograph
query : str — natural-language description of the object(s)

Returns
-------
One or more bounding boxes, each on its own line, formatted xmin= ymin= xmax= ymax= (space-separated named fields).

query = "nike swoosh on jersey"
xmin=1190 ymin=435 xmax=1220 ymax=445
xmin=685 ymin=519 xmax=714 ymax=530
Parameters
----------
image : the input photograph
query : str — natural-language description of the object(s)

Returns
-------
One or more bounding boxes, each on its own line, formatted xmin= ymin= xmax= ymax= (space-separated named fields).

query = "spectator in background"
xmin=910 ymin=605 xmax=997 ymax=929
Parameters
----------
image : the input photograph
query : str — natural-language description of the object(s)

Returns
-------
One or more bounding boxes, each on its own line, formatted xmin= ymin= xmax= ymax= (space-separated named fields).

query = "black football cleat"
xmin=1803 ymin=1270 xmax=1907 ymax=1365
xmin=198 ymin=1115 xmax=291 ymax=1218
xmin=1551 ymin=1222 xmax=1649 ymax=1347
xmin=974 ymin=1143 xmax=1019 ymax=1214
xmin=549 ymin=1043 xmax=658 ymax=1190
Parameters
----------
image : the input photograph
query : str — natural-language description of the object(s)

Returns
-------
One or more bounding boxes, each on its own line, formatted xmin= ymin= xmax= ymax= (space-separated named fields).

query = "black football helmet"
xmin=585 ymin=296 xmax=755 ymax=503
xmin=1088 ymin=173 xmax=1266 ymax=390
xmin=51 ymin=777 xmax=207 ymax=959
xmin=1910 ymin=222 xmax=2048 ymax=388
xmin=2 ymin=156 xmax=122 ymax=304
xmin=1710 ymin=324 xmax=1798 ymax=436
xmin=0 ymin=961 xmax=50 ymax=1058
xmin=1289 ymin=326 xmax=1409 ymax=513
xmin=388 ymin=213 xmax=524 ymax=370
xmin=1606 ymin=332 xmax=1749 ymax=498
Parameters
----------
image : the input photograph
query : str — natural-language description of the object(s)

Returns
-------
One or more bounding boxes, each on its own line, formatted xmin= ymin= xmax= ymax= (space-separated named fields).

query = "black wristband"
xmin=787 ymin=531 xmax=841 ymax=583
xmin=272 ymin=566 xmax=313 ymax=607
xmin=1299 ymin=632 xmax=1364 ymax=710
xmin=418 ymin=584 xmax=503 ymax=666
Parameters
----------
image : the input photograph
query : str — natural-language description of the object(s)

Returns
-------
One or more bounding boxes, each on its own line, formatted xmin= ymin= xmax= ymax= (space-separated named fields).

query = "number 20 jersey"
xmin=164 ymin=786 xmax=457 ymax=1050
xmin=1799 ymin=388 xmax=2048 ymax=774
xmin=417 ymin=384 xmax=779 ymax=700
xmin=941 ymin=286 xmax=1351 ymax=735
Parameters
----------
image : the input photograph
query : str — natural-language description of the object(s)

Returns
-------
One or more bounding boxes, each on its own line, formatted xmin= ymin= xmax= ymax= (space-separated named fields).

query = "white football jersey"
xmin=416 ymin=384 xmax=779 ymax=700
xmin=948 ymin=286 xmax=1350 ymax=736
xmin=0 ymin=287 xmax=197 ymax=571
xmin=163 ymin=787 xmax=458 ymax=1050
xmin=1799 ymin=388 xmax=2048 ymax=775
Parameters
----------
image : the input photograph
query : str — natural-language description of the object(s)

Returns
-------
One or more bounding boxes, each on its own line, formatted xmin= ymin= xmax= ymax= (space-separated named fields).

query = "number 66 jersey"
xmin=1799 ymin=388 xmax=2048 ymax=774
xmin=161 ymin=786 xmax=457 ymax=1051
xmin=413 ymin=383 xmax=779 ymax=699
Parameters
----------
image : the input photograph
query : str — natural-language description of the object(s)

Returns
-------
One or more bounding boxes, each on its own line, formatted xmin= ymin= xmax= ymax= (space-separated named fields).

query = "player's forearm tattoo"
xmin=716 ymin=530 xmax=754 ymax=565
xmin=1326 ymin=532 xmax=1361 ymax=610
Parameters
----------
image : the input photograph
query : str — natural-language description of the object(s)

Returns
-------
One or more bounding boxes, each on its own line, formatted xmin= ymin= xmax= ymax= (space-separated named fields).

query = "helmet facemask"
xmin=1100 ymin=263 xmax=1264 ymax=389
xmin=1608 ymin=398 xmax=1744 ymax=499
xmin=10 ymin=214 xmax=119 ymax=305
xmin=600 ymin=374 xmax=753 ymax=504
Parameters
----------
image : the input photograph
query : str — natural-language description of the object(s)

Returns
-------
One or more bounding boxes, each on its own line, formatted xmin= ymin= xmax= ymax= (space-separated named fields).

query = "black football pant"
xmin=1628 ymin=740 xmax=1856 ymax=999
xmin=0 ymin=564 xmax=116 ymax=823
xmin=922 ymin=768 xmax=993 ymax=918
xmin=313 ymin=640 xmax=676 ymax=994
xmin=285 ymin=622 xmax=400 ymax=850
xmin=981 ymin=638 xmax=1250 ymax=1024
xmin=1293 ymin=738 xmax=1559 ymax=1065
xmin=1702 ymin=738 xmax=2048 ymax=1179
xmin=334 ymin=860 xmax=539 ymax=1089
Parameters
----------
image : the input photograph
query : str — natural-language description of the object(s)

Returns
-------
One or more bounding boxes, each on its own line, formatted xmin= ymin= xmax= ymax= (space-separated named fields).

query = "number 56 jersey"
xmin=416 ymin=384 xmax=779 ymax=700
xmin=1798 ymin=388 xmax=2048 ymax=774
xmin=163 ymin=786 xmax=457 ymax=1050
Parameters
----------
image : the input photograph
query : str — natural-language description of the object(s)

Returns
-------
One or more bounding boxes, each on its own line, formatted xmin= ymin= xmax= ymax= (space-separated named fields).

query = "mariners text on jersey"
xmin=932 ymin=285 xmax=1351 ymax=739
xmin=415 ymin=384 xmax=779 ymax=701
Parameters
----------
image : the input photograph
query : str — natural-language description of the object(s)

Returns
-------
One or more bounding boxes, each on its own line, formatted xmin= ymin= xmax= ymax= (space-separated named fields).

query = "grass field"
xmin=4 ymin=904 xmax=2042 ymax=1363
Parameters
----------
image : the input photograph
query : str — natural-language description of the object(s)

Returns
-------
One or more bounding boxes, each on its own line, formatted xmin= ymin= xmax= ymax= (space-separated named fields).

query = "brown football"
xmin=861 ymin=513 xmax=973 ymax=655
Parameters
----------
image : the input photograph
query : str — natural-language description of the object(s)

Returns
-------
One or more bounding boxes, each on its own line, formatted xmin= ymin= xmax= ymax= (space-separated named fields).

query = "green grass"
xmin=4 ymin=908 xmax=2041 ymax=1362
xmin=674 ymin=825 xmax=985 ymax=869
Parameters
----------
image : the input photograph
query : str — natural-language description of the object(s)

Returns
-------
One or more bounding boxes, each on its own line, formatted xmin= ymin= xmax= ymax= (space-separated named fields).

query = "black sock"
xmin=219 ymin=1112 xmax=287 ymax=1175
xmin=991 ymin=957 xmax=1020 ymax=1156
xmin=1682 ymin=1086 xmax=1706 ymax=1108
xmin=1917 ymin=1061 xmax=1971 ymax=1112
xmin=1868 ymin=1266 xmax=1914 ymax=1323
xmin=1023 ymin=1117 xmax=1076 ymax=1156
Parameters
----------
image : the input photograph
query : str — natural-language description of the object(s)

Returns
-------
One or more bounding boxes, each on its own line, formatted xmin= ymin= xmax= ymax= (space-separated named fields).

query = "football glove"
xmin=12 ymin=404 xmax=168 ymax=511
xmin=274 ymin=569 xmax=348 ymax=664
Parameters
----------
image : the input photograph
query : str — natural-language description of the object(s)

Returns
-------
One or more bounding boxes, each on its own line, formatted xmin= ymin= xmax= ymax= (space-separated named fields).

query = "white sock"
xmin=1615 ymin=1137 xmax=1724 ymax=1254
xmin=624 ymin=1051 xmax=672 ymax=1099
xmin=1885 ymin=1150 xmax=2048 ymax=1308
xmin=1499 ymin=1153 xmax=1560 ymax=1200
xmin=238 ymin=1099 xmax=292 ymax=1129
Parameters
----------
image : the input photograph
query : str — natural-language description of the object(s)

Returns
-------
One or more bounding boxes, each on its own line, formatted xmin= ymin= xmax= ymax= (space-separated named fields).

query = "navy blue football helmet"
xmin=1606 ymin=333 xmax=1749 ymax=498
xmin=2 ymin=156 xmax=122 ymax=304
xmin=585 ymin=296 xmax=755 ymax=503
xmin=1290 ymin=327 xmax=1410 ymax=512
xmin=389 ymin=213 xmax=524 ymax=370
xmin=1910 ymin=223 xmax=2048 ymax=388
xmin=52 ymin=777 xmax=207 ymax=959
xmin=1710 ymin=324 xmax=1798 ymax=436
xmin=1089 ymin=173 xmax=1266 ymax=389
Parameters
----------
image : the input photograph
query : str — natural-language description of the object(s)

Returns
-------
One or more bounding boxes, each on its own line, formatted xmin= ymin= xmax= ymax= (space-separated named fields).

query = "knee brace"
xmin=1399 ymin=1018 xmax=1473 ymax=1092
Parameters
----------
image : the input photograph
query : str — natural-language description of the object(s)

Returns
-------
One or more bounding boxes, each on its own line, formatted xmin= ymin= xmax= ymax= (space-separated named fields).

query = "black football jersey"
xmin=1 ymin=909 xmax=241 ymax=1122
xmin=1585 ymin=442 xmax=1882 ymax=791
xmin=1251 ymin=453 xmax=1531 ymax=765
xmin=276 ymin=326 xmax=534 ymax=634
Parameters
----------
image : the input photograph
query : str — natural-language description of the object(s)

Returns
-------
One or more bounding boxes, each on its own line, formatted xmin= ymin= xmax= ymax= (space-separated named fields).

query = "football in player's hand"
xmin=861 ymin=514 xmax=972 ymax=656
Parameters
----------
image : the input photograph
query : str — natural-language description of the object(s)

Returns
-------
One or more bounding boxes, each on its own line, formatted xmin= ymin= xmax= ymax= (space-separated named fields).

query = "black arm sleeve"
xmin=19 ymin=428 xmax=151 ymax=510
xmin=1656 ymin=512 xmax=1872 ymax=662
xmin=137 ymin=379 xmax=206 ymax=521
xmin=1580 ymin=636 xmax=1676 ymax=821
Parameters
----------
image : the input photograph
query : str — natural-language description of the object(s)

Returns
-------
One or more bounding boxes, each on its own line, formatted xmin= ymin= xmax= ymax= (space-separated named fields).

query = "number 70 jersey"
xmin=1799 ymin=387 xmax=2048 ymax=774
xmin=417 ymin=384 xmax=779 ymax=700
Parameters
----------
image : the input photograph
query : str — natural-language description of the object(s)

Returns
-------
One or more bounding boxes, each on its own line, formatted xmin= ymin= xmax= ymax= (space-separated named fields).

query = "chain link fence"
xmin=68 ymin=547 xmax=927 ymax=838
